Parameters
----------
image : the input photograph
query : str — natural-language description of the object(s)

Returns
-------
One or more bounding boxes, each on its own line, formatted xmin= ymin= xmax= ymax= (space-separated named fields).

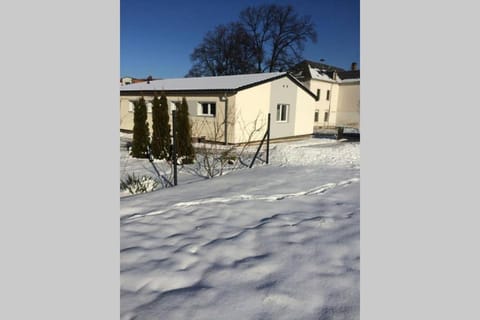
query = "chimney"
xmin=351 ymin=62 xmax=358 ymax=71
xmin=147 ymin=75 xmax=153 ymax=84
xmin=332 ymin=71 xmax=337 ymax=81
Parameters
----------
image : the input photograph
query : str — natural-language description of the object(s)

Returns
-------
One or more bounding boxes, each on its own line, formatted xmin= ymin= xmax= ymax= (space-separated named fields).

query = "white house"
xmin=120 ymin=72 xmax=318 ymax=144
xmin=290 ymin=60 xmax=360 ymax=130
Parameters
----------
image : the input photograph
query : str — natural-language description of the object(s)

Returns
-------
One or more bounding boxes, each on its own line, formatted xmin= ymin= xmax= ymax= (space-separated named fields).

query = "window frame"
xmin=276 ymin=104 xmax=289 ymax=123
xmin=197 ymin=102 xmax=216 ymax=117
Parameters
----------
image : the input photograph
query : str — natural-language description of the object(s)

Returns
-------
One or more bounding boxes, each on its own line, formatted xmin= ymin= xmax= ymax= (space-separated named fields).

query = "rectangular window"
xmin=324 ymin=112 xmax=329 ymax=122
xmin=198 ymin=102 xmax=216 ymax=116
xmin=326 ymin=90 xmax=330 ymax=101
xmin=316 ymin=89 xmax=321 ymax=100
xmin=314 ymin=109 xmax=319 ymax=122
xmin=276 ymin=104 xmax=289 ymax=122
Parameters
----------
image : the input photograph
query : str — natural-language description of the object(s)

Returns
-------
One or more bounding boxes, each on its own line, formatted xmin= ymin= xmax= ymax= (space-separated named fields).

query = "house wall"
xmin=168 ymin=94 xmax=236 ymax=144
xmin=335 ymin=82 xmax=360 ymax=128
xmin=120 ymin=94 xmax=236 ymax=143
xmin=120 ymin=96 xmax=154 ymax=133
xmin=269 ymin=78 xmax=297 ymax=139
xmin=294 ymin=86 xmax=316 ymax=136
xmin=233 ymin=82 xmax=271 ymax=144
xmin=305 ymin=80 xmax=339 ymax=127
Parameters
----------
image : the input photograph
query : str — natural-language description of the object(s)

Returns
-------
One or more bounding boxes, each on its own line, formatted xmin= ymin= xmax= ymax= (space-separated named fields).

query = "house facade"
xmin=289 ymin=60 xmax=360 ymax=130
xmin=120 ymin=72 xmax=317 ymax=144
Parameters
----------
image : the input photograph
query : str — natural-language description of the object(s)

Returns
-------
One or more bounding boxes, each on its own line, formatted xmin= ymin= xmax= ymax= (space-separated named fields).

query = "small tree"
xmin=131 ymin=97 xmax=150 ymax=158
xmin=151 ymin=92 xmax=171 ymax=159
xmin=175 ymin=97 xmax=195 ymax=164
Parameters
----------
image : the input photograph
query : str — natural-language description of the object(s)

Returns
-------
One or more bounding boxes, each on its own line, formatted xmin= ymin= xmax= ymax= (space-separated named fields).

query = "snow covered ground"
xmin=120 ymin=136 xmax=360 ymax=319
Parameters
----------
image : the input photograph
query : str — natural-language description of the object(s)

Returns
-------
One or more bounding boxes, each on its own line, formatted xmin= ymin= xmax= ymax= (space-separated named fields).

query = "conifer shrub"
xmin=175 ymin=97 xmax=195 ymax=164
xmin=131 ymin=97 xmax=150 ymax=158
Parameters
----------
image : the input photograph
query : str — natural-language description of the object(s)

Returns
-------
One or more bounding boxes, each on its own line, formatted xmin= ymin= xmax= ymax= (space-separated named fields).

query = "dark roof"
xmin=337 ymin=70 xmax=360 ymax=80
xmin=301 ymin=60 xmax=346 ymax=72
xmin=289 ymin=60 xmax=359 ymax=82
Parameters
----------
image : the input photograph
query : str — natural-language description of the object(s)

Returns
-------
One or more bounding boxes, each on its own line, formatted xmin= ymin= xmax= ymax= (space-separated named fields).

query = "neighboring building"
xmin=120 ymin=75 xmax=158 ymax=86
xmin=120 ymin=72 xmax=317 ymax=144
xmin=290 ymin=60 xmax=360 ymax=130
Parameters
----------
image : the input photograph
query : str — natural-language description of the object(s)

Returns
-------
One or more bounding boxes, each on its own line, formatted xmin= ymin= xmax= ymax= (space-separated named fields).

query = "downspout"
xmin=223 ymin=93 xmax=228 ymax=145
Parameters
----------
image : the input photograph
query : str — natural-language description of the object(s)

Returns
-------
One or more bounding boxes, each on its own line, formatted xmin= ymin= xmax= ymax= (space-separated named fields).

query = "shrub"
xmin=131 ymin=97 xmax=150 ymax=158
xmin=151 ymin=92 xmax=171 ymax=159
xmin=120 ymin=173 xmax=159 ymax=195
xmin=175 ymin=97 xmax=195 ymax=164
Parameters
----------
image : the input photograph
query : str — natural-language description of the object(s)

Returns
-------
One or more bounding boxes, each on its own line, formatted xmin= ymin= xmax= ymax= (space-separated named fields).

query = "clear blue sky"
xmin=121 ymin=0 xmax=359 ymax=79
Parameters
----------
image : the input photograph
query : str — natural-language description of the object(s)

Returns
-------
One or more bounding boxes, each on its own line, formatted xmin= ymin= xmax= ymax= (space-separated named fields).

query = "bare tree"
xmin=240 ymin=4 xmax=317 ymax=72
xmin=187 ymin=22 xmax=257 ymax=77
xmin=187 ymin=4 xmax=317 ymax=76
xmin=186 ymin=108 xmax=268 ymax=178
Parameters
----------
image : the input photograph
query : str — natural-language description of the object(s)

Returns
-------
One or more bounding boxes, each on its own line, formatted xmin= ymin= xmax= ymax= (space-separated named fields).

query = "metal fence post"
xmin=266 ymin=113 xmax=270 ymax=164
xmin=172 ymin=109 xmax=178 ymax=186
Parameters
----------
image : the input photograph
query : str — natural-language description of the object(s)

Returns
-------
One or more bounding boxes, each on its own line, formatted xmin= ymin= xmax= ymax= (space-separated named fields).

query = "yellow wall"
xmin=336 ymin=82 xmax=360 ymax=128
xmin=305 ymin=80 xmax=339 ymax=127
xmin=234 ymin=82 xmax=272 ymax=143
xmin=294 ymin=86 xmax=316 ymax=136
xmin=120 ymin=94 xmax=236 ymax=143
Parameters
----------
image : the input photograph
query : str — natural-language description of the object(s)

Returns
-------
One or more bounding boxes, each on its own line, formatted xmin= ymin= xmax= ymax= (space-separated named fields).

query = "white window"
xmin=198 ymin=102 xmax=216 ymax=116
xmin=276 ymin=104 xmax=289 ymax=122
xmin=128 ymin=101 xmax=134 ymax=112
xmin=146 ymin=102 xmax=153 ymax=113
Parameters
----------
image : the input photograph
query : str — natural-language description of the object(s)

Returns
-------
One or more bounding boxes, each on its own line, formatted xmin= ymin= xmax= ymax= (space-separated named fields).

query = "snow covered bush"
xmin=120 ymin=173 xmax=159 ymax=195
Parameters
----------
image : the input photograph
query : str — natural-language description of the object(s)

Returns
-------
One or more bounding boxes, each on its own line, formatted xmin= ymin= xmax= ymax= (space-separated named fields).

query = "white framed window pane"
xmin=198 ymin=102 xmax=216 ymax=116
xmin=276 ymin=104 xmax=289 ymax=122
xmin=202 ymin=103 xmax=209 ymax=114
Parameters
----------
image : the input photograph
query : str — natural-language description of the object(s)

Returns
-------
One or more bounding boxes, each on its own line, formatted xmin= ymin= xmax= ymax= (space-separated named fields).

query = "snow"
xmin=120 ymin=135 xmax=360 ymax=319
xmin=119 ymin=72 xmax=285 ymax=92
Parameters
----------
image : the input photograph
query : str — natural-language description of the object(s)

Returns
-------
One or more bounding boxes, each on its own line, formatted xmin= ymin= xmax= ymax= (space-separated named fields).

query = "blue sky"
xmin=121 ymin=0 xmax=359 ymax=79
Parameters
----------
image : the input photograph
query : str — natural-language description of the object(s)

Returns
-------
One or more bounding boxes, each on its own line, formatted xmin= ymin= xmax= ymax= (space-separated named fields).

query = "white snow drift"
xmin=121 ymin=137 xmax=360 ymax=320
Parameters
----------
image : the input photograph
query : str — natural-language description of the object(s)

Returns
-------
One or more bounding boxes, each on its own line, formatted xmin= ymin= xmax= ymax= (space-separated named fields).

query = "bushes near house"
xmin=151 ymin=92 xmax=171 ymax=160
xmin=131 ymin=97 xmax=150 ymax=158
xmin=175 ymin=97 xmax=195 ymax=164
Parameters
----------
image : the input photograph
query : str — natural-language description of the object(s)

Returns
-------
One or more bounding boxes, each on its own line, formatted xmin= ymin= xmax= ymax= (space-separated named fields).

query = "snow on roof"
xmin=308 ymin=65 xmax=335 ymax=82
xmin=120 ymin=72 xmax=286 ymax=92
xmin=308 ymin=65 xmax=360 ymax=83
